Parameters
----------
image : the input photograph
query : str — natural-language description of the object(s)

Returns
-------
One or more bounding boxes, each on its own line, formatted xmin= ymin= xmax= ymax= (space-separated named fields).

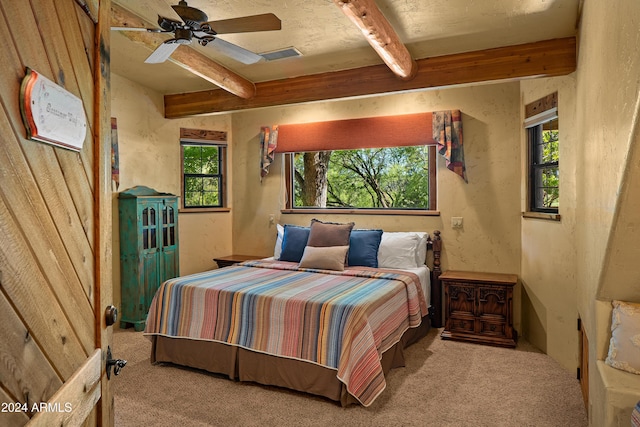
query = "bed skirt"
xmin=149 ymin=316 xmax=431 ymax=406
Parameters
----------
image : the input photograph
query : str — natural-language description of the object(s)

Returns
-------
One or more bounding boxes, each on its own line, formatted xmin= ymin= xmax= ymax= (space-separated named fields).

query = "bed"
xmin=144 ymin=224 xmax=442 ymax=407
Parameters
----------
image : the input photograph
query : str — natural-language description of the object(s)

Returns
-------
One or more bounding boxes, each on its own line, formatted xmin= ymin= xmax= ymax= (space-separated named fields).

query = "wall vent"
xmin=260 ymin=47 xmax=302 ymax=61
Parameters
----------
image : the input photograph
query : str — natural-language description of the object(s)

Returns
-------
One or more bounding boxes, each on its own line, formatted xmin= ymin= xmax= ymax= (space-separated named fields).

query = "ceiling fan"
xmin=113 ymin=0 xmax=281 ymax=65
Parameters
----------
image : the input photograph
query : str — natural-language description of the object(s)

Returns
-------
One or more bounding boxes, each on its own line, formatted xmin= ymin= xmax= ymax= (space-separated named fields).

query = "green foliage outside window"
xmin=183 ymin=145 xmax=222 ymax=208
xmin=540 ymin=126 xmax=559 ymax=208
xmin=530 ymin=117 xmax=559 ymax=212
xmin=293 ymin=146 xmax=430 ymax=209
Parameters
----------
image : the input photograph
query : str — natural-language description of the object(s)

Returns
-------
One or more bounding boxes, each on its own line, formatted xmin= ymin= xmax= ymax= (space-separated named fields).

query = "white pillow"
xmin=377 ymin=232 xmax=420 ymax=269
xmin=299 ymin=245 xmax=349 ymax=271
xmin=415 ymin=232 xmax=429 ymax=267
xmin=605 ymin=300 xmax=640 ymax=375
xmin=273 ymin=224 xmax=284 ymax=260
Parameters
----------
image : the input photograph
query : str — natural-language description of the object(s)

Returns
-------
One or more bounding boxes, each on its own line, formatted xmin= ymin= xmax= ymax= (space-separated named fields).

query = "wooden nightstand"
xmin=213 ymin=254 xmax=264 ymax=268
xmin=440 ymin=270 xmax=518 ymax=348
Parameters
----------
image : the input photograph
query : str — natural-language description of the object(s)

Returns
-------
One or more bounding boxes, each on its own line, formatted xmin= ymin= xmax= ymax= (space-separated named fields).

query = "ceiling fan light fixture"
xmin=174 ymin=28 xmax=193 ymax=44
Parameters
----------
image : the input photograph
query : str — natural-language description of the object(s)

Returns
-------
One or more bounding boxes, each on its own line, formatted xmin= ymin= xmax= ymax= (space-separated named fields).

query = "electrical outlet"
xmin=451 ymin=217 xmax=463 ymax=229
xmin=269 ymin=214 xmax=275 ymax=224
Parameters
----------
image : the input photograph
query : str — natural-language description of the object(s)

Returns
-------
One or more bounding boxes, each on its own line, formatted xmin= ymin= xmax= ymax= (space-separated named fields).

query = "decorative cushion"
xmin=299 ymin=245 xmax=349 ymax=271
xmin=273 ymin=224 xmax=284 ymax=259
xmin=605 ymin=300 xmax=640 ymax=375
xmin=377 ymin=232 xmax=421 ymax=269
xmin=348 ymin=229 xmax=383 ymax=268
xmin=633 ymin=400 xmax=640 ymax=427
xmin=306 ymin=219 xmax=354 ymax=247
xmin=279 ymin=225 xmax=310 ymax=263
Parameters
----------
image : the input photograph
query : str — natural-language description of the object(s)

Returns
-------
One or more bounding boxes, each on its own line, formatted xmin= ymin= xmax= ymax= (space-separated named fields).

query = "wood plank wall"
xmin=0 ymin=1 xmax=101 ymax=425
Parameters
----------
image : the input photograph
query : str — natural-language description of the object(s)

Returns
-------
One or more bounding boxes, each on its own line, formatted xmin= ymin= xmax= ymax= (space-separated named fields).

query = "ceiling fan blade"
xmin=145 ymin=41 xmax=180 ymax=63
xmin=111 ymin=15 xmax=179 ymax=33
xmin=203 ymin=38 xmax=264 ymax=64
xmin=111 ymin=26 xmax=166 ymax=34
xmin=111 ymin=26 xmax=151 ymax=32
xmin=206 ymin=13 xmax=281 ymax=34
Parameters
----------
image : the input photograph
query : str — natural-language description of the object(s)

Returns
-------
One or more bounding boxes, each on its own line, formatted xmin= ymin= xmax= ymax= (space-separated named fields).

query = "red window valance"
xmin=260 ymin=110 xmax=466 ymax=182
xmin=273 ymin=112 xmax=436 ymax=153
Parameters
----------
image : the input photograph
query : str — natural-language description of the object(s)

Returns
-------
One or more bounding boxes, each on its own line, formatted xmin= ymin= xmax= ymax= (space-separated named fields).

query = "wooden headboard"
xmin=427 ymin=230 xmax=443 ymax=327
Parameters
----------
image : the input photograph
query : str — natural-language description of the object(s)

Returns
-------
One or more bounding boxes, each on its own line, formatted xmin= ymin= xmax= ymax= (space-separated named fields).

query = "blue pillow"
xmin=279 ymin=225 xmax=310 ymax=262
xmin=348 ymin=229 xmax=383 ymax=268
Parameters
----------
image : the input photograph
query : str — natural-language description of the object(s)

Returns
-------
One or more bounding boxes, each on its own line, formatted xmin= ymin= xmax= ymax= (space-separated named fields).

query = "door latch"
xmin=106 ymin=346 xmax=127 ymax=380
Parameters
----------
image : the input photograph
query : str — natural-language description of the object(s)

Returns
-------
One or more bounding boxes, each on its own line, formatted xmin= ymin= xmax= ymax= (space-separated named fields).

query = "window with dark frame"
xmin=180 ymin=128 xmax=227 ymax=211
xmin=284 ymin=145 xmax=437 ymax=213
xmin=525 ymin=93 xmax=559 ymax=215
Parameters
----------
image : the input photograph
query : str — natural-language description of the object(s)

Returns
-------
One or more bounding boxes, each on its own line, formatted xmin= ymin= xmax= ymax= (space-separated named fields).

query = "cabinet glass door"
xmin=141 ymin=206 xmax=157 ymax=251
xmin=160 ymin=201 xmax=179 ymax=280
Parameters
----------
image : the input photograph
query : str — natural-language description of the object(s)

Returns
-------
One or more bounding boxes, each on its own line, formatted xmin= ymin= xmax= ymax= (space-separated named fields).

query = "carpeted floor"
xmin=113 ymin=327 xmax=588 ymax=427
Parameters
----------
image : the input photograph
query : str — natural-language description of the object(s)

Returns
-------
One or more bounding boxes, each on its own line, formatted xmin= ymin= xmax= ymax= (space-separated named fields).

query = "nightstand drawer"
xmin=479 ymin=321 xmax=506 ymax=337
xmin=448 ymin=317 xmax=475 ymax=334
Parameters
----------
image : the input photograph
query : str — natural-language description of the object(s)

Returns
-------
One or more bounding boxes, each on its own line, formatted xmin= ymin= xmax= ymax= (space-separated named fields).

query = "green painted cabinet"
xmin=118 ymin=186 xmax=179 ymax=331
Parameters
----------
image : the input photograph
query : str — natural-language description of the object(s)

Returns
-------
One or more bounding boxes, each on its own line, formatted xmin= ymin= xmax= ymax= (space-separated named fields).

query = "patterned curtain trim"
xmin=260 ymin=125 xmax=278 ymax=181
xmin=433 ymin=110 xmax=467 ymax=182
xmin=111 ymin=117 xmax=120 ymax=190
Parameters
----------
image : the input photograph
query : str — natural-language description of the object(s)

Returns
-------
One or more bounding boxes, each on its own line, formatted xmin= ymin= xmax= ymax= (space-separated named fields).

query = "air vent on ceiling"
xmin=260 ymin=47 xmax=302 ymax=61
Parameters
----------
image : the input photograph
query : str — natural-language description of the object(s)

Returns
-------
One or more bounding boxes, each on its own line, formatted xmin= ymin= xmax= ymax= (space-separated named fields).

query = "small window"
xmin=525 ymin=93 xmax=559 ymax=215
xmin=180 ymin=129 xmax=226 ymax=211
xmin=285 ymin=145 xmax=436 ymax=212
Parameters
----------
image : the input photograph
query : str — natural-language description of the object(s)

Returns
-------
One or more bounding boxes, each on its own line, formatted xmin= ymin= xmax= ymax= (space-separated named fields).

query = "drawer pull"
xmin=490 ymin=324 xmax=496 ymax=332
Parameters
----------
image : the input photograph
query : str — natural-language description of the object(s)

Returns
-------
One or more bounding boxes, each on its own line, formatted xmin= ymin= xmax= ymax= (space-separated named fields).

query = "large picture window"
xmin=180 ymin=128 xmax=227 ymax=211
xmin=285 ymin=145 xmax=437 ymax=213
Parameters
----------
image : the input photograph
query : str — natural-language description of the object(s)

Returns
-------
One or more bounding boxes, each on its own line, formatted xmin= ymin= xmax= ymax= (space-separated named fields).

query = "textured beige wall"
xmin=520 ymin=74 xmax=578 ymax=371
xmin=575 ymin=0 xmax=640 ymax=347
xmin=110 ymin=74 xmax=233 ymax=314
xmin=230 ymin=82 xmax=523 ymax=327
xmin=572 ymin=0 xmax=640 ymax=424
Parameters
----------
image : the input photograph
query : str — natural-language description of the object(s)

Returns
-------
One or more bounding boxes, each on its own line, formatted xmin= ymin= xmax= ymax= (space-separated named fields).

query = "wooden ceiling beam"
xmin=332 ymin=0 xmax=417 ymax=80
xmin=110 ymin=3 xmax=256 ymax=99
xmin=164 ymin=37 xmax=576 ymax=118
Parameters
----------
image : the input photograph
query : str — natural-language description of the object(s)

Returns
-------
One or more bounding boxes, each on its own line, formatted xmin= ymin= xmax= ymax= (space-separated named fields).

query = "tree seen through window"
xmin=529 ymin=117 xmax=559 ymax=212
xmin=293 ymin=146 xmax=431 ymax=209
xmin=182 ymin=144 xmax=223 ymax=208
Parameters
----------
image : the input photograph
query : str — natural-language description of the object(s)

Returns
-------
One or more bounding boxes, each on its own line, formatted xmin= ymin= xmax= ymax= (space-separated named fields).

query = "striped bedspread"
xmin=144 ymin=260 xmax=428 ymax=406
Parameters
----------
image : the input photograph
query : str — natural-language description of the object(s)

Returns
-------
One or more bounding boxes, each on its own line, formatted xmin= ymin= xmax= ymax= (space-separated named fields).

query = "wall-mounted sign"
xmin=20 ymin=68 xmax=87 ymax=151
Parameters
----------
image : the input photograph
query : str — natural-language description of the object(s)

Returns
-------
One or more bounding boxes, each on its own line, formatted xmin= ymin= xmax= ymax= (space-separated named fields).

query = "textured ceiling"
xmin=110 ymin=0 xmax=580 ymax=95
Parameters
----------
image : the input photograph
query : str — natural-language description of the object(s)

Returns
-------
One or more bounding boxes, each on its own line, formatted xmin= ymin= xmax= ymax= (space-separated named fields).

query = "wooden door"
xmin=0 ymin=1 xmax=115 ymax=426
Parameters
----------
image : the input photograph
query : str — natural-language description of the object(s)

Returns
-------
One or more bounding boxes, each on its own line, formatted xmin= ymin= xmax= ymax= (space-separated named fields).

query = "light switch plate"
xmin=451 ymin=217 xmax=463 ymax=229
